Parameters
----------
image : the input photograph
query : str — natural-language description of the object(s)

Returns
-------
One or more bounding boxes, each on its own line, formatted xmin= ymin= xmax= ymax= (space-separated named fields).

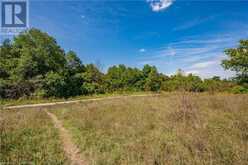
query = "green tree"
xmin=66 ymin=51 xmax=85 ymax=74
xmin=43 ymin=72 xmax=67 ymax=97
xmin=162 ymin=73 xmax=203 ymax=92
xmin=222 ymin=40 xmax=248 ymax=85
xmin=81 ymin=64 xmax=104 ymax=94
xmin=0 ymin=39 xmax=14 ymax=78
xmin=13 ymin=28 xmax=66 ymax=79
xmin=143 ymin=65 xmax=161 ymax=91
xmin=123 ymin=67 xmax=144 ymax=91
xmin=0 ymin=28 xmax=68 ymax=98
xmin=105 ymin=65 xmax=127 ymax=91
xmin=105 ymin=65 xmax=145 ymax=91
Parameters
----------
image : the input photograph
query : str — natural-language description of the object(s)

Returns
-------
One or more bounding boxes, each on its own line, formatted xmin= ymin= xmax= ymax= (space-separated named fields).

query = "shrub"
xmin=231 ymin=85 xmax=248 ymax=94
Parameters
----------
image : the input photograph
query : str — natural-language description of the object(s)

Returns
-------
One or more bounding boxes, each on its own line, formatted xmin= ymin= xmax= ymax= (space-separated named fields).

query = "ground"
xmin=1 ymin=93 xmax=248 ymax=165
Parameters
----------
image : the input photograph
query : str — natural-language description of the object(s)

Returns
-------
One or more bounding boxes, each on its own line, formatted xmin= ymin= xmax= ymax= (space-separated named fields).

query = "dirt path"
xmin=45 ymin=110 xmax=88 ymax=165
xmin=4 ymin=94 xmax=159 ymax=110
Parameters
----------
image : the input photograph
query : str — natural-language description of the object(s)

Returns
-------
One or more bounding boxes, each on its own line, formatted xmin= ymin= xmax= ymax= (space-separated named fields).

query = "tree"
xmin=13 ymin=28 xmax=67 ymax=79
xmin=0 ymin=39 xmax=17 ymax=79
xmin=123 ymin=67 xmax=144 ymax=91
xmin=185 ymin=74 xmax=204 ymax=92
xmin=162 ymin=73 xmax=204 ymax=92
xmin=81 ymin=64 xmax=104 ymax=94
xmin=222 ymin=40 xmax=248 ymax=85
xmin=1 ymin=27 xmax=244 ymax=98
xmin=143 ymin=65 xmax=161 ymax=91
xmin=0 ymin=28 xmax=68 ymax=98
xmin=105 ymin=65 xmax=145 ymax=91
xmin=66 ymin=51 xmax=85 ymax=74
xmin=105 ymin=65 xmax=127 ymax=91
xmin=143 ymin=64 xmax=157 ymax=77
xmin=43 ymin=72 xmax=67 ymax=97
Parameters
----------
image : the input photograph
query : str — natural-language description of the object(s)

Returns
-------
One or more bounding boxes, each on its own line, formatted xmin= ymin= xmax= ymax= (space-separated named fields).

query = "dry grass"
xmin=0 ymin=109 xmax=69 ymax=164
xmin=1 ymin=93 xmax=247 ymax=164
xmin=48 ymin=93 xmax=248 ymax=165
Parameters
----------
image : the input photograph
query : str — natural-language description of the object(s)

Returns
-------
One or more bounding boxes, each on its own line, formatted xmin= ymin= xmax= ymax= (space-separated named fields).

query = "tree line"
xmin=0 ymin=28 xmax=247 ymax=99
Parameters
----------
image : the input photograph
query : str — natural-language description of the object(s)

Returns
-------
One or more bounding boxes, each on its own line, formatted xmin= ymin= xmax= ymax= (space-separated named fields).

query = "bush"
xmin=43 ymin=72 xmax=67 ymax=98
xmin=0 ymin=79 xmax=7 ymax=99
xmin=231 ymin=86 xmax=248 ymax=94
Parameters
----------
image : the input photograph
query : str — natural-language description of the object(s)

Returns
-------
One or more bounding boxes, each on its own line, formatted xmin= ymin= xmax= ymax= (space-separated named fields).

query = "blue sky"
xmin=1 ymin=0 xmax=248 ymax=78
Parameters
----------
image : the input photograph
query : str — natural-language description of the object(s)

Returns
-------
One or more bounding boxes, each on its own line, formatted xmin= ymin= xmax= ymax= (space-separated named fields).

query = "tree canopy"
xmin=0 ymin=28 xmax=247 ymax=99
xmin=222 ymin=40 xmax=248 ymax=85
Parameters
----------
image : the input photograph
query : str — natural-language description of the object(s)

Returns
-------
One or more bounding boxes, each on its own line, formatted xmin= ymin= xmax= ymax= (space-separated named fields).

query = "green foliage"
xmin=0 ymin=29 xmax=68 ymax=98
xmin=162 ymin=73 xmax=204 ymax=92
xmin=43 ymin=72 xmax=67 ymax=97
xmin=231 ymin=85 xmax=248 ymax=94
xmin=66 ymin=50 xmax=85 ymax=74
xmin=222 ymin=40 xmax=248 ymax=84
xmin=104 ymin=64 xmax=163 ymax=92
xmin=0 ymin=110 xmax=68 ymax=163
xmin=143 ymin=65 xmax=162 ymax=91
xmin=81 ymin=64 xmax=104 ymax=94
xmin=0 ymin=28 xmax=247 ymax=99
xmin=13 ymin=29 xmax=66 ymax=78
xmin=0 ymin=39 xmax=15 ymax=79
xmin=43 ymin=71 xmax=84 ymax=98
xmin=105 ymin=65 xmax=144 ymax=91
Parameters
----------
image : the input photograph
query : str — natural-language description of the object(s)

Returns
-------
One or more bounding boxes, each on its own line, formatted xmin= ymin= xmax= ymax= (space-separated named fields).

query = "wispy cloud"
xmin=170 ymin=37 xmax=233 ymax=45
xmin=173 ymin=16 xmax=216 ymax=31
xmin=184 ymin=56 xmax=229 ymax=78
xmin=191 ymin=61 xmax=217 ymax=69
xmin=138 ymin=32 xmax=247 ymax=78
xmin=142 ymin=45 xmax=221 ymax=61
xmin=147 ymin=0 xmax=174 ymax=12
xmin=139 ymin=48 xmax=146 ymax=53
xmin=160 ymin=46 xmax=176 ymax=56
xmin=185 ymin=63 xmax=234 ymax=78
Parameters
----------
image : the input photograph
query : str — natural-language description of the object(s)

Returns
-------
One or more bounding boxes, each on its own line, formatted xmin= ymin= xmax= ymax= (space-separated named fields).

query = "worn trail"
xmin=45 ymin=110 xmax=88 ymax=165
xmin=4 ymin=94 xmax=159 ymax=110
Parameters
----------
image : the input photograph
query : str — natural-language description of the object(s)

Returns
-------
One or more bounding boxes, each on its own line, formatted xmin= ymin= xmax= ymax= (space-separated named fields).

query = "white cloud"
xmin=172 ymin=37 xmax=233 ymax=45
xmin=143 ymin=46 xmax=219 ymax=61
xmin=139 ymin=48 xmax=146 ymax=53
xmin=173 ymin=16 xmax=216 ymax=31
xmin=185 ymin=70 xmax=200 ymax=75
xmin=137 ymin=30 xmax=248 ymax=78
xmin=190 ymin=61 xmax=217 ymax=69
xmin=184 ymin=56 xmax=233 ymax=78
xmin=167 ymin=47 xmax=176 ymax=56
xmin=147 ymin=0 xmax=174 ymax=12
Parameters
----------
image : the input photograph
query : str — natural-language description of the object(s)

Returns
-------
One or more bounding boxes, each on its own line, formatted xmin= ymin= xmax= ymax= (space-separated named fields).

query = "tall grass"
xmin=0 ymin=109 xmax=68 ymax=164
xmin=50 ymin=93 xmax=248 ymax=165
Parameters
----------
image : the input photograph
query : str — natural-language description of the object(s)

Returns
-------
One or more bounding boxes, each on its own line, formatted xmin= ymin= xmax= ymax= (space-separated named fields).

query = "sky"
xmin=1 ymin=0 xmax=248 ymax=78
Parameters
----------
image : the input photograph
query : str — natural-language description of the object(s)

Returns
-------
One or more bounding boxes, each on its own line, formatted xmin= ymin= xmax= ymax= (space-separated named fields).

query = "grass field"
xmin=0 ymin=91 xmax=153 ymax=107
xmin=1 ymin=93 xmax=248 ymax=165
xmin=0 ymin=109 xmax=69 ymax=164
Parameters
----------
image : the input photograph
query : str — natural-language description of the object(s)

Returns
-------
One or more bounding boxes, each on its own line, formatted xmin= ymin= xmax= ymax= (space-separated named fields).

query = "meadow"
xmin=1 ymin=93 xmax=248 ymax=165
xmin=0 ymin=109 xmax=68 ymax=164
